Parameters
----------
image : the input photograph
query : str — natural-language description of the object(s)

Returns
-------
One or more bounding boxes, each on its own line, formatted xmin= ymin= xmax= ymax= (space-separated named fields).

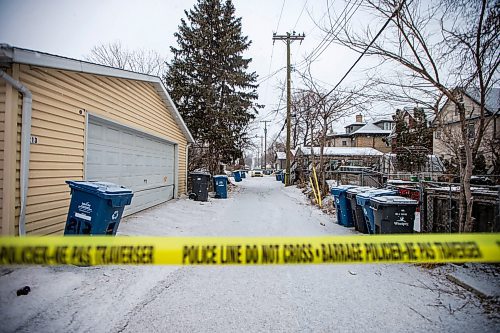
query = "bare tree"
xmin=322 ymin=0 xmax=499 ymax=231
xmin=294 ymin=66 xmax=370 ymax=195
xmin=86 ymin=41 xmax=166 ymax=76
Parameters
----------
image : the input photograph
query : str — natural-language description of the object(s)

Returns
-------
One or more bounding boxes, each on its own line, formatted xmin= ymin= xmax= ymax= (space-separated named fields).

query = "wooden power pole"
xmin=260 ymin=120 xmax=271 ymax=170
xmin=272 ymin=32 xmax=304 ymax=186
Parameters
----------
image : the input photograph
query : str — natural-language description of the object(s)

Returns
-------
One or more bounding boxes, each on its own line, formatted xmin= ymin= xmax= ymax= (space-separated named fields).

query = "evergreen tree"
xmin=395 ymin=108 xmax=432 ymax=172
xmin=165 ymin=0 xmax=260 ymax=174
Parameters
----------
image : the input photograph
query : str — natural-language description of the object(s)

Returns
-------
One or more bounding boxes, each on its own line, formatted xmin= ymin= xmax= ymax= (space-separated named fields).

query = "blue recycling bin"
xmin=233 ymin=170 xmax=242 ymax=182
xmin=241 ymin=171 xmax=246 ymax=179
xmin=64 ymin=181 xmax=133 ymax=235
xmin=356 ymin=189 xmax=397 ymax=234
xmin=330 ymin=185 xmax=358 ymax=227
xmin=213 ymin=175 xmax=228 ymax=199
xmin=275 ymin=171 xmax=283 ymax=181
xmin=346 ymin=187 xmax=375 ymax=233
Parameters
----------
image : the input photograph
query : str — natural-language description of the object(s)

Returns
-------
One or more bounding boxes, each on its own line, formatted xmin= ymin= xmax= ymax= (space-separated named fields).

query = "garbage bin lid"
xmin=330 ymin=185 xmax=358 ymax=194
xmin=66 ymin=181 xmax=133 ymax=195
xmin=346 ymin=186 xmax=375 ymax=194
xmin=213 ymin=175 xmax=228 ymax=179
xmin=190 ymin=171 xmax=211 ymax=176
xmin=356 ymin=188 xmax=397 ymax=199
xmin=370 ymin=195 xmax=417 ymax=205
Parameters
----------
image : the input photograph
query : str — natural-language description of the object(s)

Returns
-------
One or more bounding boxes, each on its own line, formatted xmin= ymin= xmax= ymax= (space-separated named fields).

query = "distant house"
xmin=274 ymin=149 xmax=296 ymax=170
xmin=327 ymin=114 xmax=393 ymax=153
xmin=0 ymin=45 xmax=195 ymax=235
xmin=433 ymin=88 xmax=500 ymax=172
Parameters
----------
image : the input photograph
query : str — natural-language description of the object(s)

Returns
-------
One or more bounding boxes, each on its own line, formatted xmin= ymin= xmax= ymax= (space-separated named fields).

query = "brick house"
xmin=327 ymin=115 xmax=393 ymax=153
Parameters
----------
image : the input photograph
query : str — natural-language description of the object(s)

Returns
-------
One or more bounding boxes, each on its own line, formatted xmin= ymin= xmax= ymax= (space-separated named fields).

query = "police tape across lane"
xmin=0 ymin=234 xmax=499 ymax=266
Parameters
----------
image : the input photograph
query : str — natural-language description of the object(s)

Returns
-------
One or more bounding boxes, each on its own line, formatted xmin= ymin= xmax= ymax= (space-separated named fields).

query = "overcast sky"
xmin=0 ymin=0 xmax=395 ymax=146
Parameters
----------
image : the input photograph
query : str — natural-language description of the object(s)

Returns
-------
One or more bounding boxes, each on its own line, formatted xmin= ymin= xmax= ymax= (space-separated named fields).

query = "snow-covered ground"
xmin=1 ymin=176 xmax=498 ymax=332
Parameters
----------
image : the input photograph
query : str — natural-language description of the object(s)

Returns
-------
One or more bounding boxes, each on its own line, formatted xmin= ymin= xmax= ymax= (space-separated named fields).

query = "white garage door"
xmin=86 ymin=117 xmax=176 ymax=216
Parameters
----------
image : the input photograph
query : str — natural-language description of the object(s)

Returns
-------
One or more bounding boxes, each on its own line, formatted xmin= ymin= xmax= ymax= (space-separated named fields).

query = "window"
xmin=435 ymin=130 xmax=441 ymax=139
xmin=342 ymin=140 xmax=347 ymax=146
xmin=467 ymin=123 xmax=475 ymax=139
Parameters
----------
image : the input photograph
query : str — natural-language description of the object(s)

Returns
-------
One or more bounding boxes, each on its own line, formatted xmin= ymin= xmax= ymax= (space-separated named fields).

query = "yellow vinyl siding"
xmin=11 ymin=64 xmax=188 ymax=235
xmin=0 ymin=80 xmax=5 ymax=234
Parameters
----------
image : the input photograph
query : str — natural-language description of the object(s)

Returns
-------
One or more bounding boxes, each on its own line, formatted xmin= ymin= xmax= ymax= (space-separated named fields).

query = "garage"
xmin=86 ymin=116 xmax=177 ymax=215
xmin=0 ymin=45 xmax=194 ymax=235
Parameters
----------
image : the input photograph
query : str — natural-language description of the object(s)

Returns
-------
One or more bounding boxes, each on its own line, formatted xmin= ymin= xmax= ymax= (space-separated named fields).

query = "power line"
xmin=294 ymin=0 xmax=361 ymax=71
xmin=257 ymin=66 xmax=286 ymax=84
xmin=294 ymin=0 xmax=353 ymax=69
xmin=275 ymin=0 xmax=286 ymax=33
xmin=293 ymin=0 xmax=309 ymax=30
xmin=295 ymin=0 xmax=406 ymax=119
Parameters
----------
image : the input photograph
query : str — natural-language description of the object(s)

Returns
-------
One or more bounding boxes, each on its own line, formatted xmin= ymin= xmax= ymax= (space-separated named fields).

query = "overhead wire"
xmin=293 ymin=0 xmax=309 ymax=30
xmin=301 ymin=0 xmax=407 ymax=114
xmin=293 ymin=0 xmax=361 ymax=71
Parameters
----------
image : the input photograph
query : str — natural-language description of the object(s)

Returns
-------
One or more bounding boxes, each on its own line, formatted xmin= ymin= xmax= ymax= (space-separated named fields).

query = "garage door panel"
xmin=87 ymin=118 xmax=175 ymax=216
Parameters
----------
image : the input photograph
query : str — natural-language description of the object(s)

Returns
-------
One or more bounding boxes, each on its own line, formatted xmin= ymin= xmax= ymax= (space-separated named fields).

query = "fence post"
xmin=497 ymin=186 xmax=500 ymax=232
xmin=419 ymin=180 xmax=424 ymax=232
xmin=448 ymin=184 xmax=453 ymax=233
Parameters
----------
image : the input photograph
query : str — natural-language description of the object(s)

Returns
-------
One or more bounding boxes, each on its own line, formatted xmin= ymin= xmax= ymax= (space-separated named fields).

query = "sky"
xmin=0 ymin=0 xmax=397 ymax=149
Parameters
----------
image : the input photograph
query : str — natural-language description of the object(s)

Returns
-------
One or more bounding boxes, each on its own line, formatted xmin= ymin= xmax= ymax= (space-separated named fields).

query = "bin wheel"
xmin=188 ymin=193 xmax=197 ymax=200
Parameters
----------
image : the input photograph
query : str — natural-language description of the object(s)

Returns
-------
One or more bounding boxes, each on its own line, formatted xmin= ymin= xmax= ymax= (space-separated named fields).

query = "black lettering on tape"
xmin=245 ymin=245 xmax=259 ymax=264
xmin=364 ymin=243 xmax=407 ymax=262
xmin=433 ymin=242 xmax=482 ymax=260
xmin=321 ymin=243 xmax=363 ymax=263
xmin=182 ymin=245 xmax=217 ymax=264
xmin=283 ymin=244 xmax=314 ymax=263
xmin=0 ymin=246 xmax=16 ymax=264
xmin=261 ymin=244 xmax=280 ymax=264
xmin=220 ymin=245 xmax=242 ymax=264
xmin=95 ymin=246 xmax=154 ymax=264
xmin=71 ymin=246 xmax=92 ymax=266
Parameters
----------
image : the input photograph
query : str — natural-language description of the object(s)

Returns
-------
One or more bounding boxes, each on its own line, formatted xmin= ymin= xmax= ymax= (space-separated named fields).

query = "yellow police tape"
xmin=0 ymin=234 xmax=499 ymax=266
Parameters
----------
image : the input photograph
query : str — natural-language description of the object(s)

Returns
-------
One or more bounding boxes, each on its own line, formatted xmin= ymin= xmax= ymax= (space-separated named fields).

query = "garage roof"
xmin=0 ymin=45 xmax=195 ymax=143
xmin=298 ymin=146 xmax=383 ymax=156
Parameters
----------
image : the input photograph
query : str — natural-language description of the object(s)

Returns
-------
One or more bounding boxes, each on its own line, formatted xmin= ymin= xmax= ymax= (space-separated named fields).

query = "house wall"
xmin=0 ymin=64 xmax=188 ymax=235
xmin=353 ymin=135 xmax=391 ymax=153
xmin=329 ymin=137 xmax=351 ymax=147
xmin=433 ymin=94 xmax=497 ymax=166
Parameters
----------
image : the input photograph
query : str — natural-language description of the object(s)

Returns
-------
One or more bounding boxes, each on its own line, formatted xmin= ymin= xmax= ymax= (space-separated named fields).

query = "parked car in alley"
xmin=253 ymin=170 xmax=263 ymax=177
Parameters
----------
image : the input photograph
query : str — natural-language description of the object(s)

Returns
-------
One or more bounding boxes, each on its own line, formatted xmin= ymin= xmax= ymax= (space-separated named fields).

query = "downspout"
xmin=0 ymin=69 xmax=32 ymax=236
xmin=186 ymin=143 xmax=191 ymax=194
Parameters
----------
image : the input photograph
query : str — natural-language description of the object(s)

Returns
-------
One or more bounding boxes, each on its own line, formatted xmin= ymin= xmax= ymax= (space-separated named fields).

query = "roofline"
xmin=296 ymin=146 xmax=383 ymax=156
xmin=373 ymin=119 xmax=394 ymax=124
xmin=461 ymin=88 xmax=496 ymax=114
xmin=351 ymin=131 xmax=392 ymax=135
xmin=1 ymin=45 xmax=195 ymax=143
xmin=344 ymin=122 xmax=366 ymax=128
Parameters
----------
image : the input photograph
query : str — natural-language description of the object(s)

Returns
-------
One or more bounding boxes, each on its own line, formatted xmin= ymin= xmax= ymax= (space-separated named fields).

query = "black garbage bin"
xmin=190 ymin=171 xmax=211 ymax=201
xmin=64 ymin=181 xmax=133 ymax=235
xmin=370 ymin=196 xmax=418 ymax=234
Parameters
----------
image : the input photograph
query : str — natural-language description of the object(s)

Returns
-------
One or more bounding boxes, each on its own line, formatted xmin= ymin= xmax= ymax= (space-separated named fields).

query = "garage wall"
xmin=8 ymin=64 xmax=188 ymax=235
xmin=0 ymin=79 xmax=5 ymax=234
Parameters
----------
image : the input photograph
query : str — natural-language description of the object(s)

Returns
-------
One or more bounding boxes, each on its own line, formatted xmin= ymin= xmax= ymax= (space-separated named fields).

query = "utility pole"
xmin=260 ymin=136 xmax=264 ymax=169
xmin=273 ymin=32 xmax=305 ymax=185
xmin=260 ymin=120 xmax=271 ymax=170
